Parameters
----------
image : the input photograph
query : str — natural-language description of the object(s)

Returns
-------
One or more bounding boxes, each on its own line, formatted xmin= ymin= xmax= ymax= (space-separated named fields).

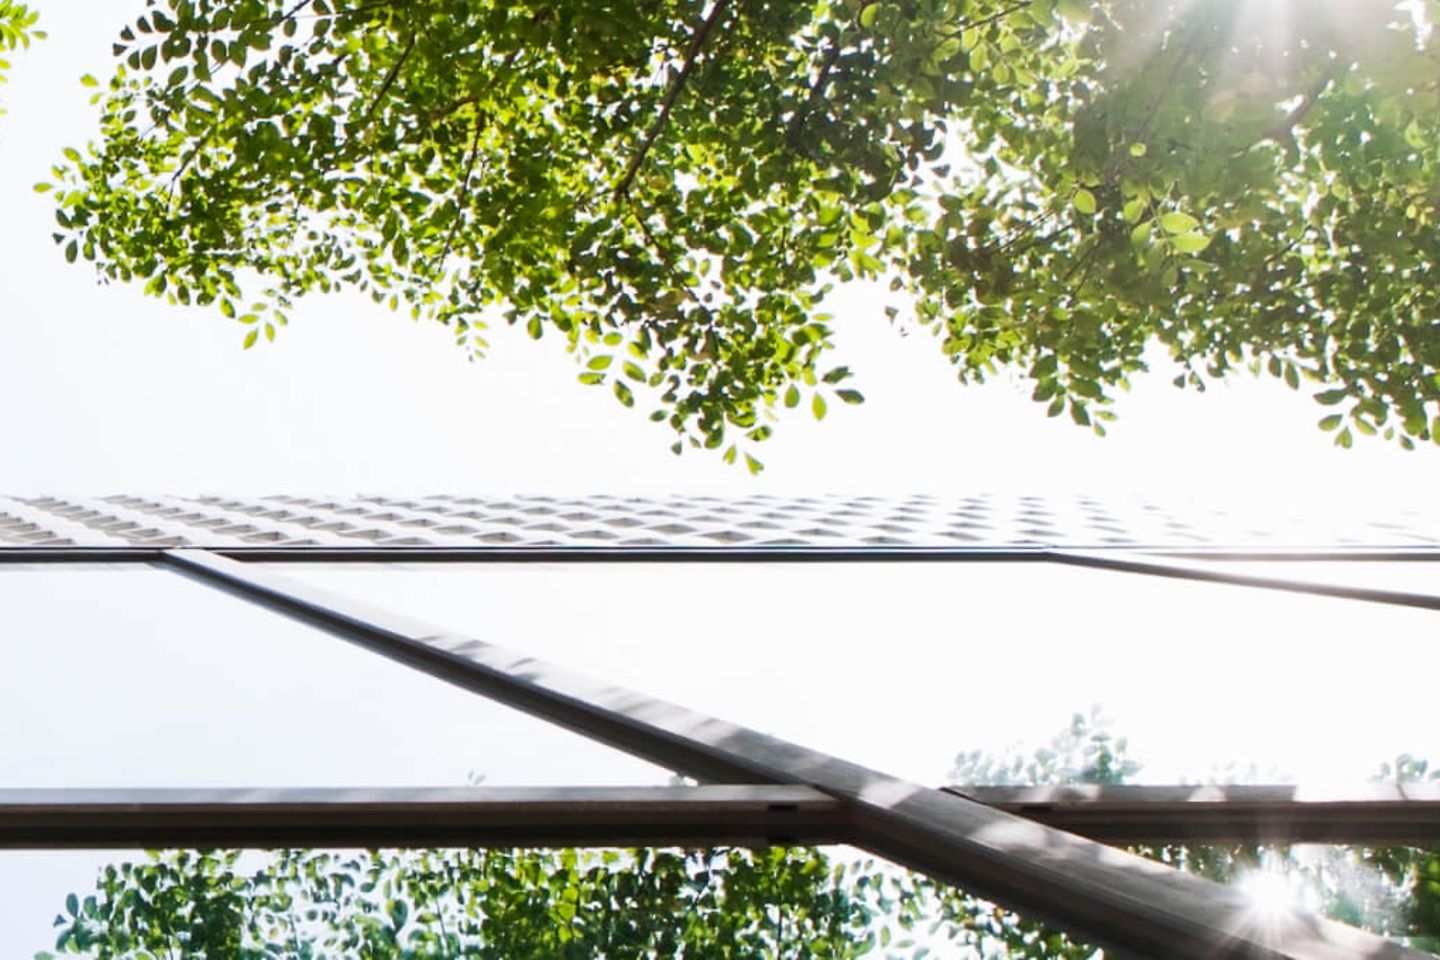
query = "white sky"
xmin=2 ymin=7 xmax=1439 ymax=957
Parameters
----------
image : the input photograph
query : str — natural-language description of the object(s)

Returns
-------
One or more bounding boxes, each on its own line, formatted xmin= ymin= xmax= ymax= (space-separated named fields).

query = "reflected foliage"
xmin=44 ymin=713 xmax=1439 ymax=958
xmin=42 ymin=847 xmax=875 ymax=959
xmin=934 ymin=709 xmax=1440 ymax=957
xmin=42 ymin=0 xmax=1440 ymax=462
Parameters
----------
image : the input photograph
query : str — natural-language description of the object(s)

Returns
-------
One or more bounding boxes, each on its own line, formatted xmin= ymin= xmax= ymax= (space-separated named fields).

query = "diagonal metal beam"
xmin=1051 ymin=550 xmax=1440 ymax=611
xmin=948 ymin=784 xmax=1440 ymax=845
xmin=160 ymin=548 xmax=1428 ymax=959
xmin=0 ymin=785 xmax=843 ymax=849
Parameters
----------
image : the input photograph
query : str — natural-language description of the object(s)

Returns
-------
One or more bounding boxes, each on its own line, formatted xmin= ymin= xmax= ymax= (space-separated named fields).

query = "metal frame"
xmin=0 ymin=786 xmax=844 ymax=849
xmin=3 ymin=542 xmax=1437 ymax=958
xmin=945 ymin=784 xmax=1440 ymax=845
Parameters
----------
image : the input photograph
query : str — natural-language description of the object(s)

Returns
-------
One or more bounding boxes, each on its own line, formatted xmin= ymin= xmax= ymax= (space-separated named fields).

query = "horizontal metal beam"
xmin=161 ymin=549 xmax=1427 ymax=960
xmin=1 ymin=544 xmax=1438 ymax=563
xmin=1 ymin=545 xmax=1056 ymax=563
xmin=0 ymin=785 xmax=843 ymax=849
xmin=949 ymin=784 xmax=1440 ymax=845
xmin=0 ymin=547 xmax=165 ymax=562
xmin=1052 ymin=550 xmax=1440 ymax=612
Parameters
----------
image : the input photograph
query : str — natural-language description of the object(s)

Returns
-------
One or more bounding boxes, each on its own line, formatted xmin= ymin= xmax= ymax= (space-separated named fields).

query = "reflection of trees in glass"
xmin=42 ymin=713 xmax=1439 ymax=957
xmin=938 ymin=709 xmax=1440 ymax=957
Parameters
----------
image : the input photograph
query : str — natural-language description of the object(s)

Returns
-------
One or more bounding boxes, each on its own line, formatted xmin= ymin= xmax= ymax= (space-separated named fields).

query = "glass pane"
xmin=264 ymin=561 xmax=1440 ymax=788
xmin=1192 ymin=559 xmax=1440 ymax=596
xmin=0 ymin=565 xmax=673 ymax=787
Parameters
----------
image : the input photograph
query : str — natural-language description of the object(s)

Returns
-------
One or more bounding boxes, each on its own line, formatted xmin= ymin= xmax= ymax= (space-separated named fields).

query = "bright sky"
xmin=2 ymin=7 xmax=1439 ymax=957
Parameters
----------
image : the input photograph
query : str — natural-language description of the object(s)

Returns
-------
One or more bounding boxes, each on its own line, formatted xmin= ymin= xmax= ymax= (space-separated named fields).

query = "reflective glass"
xmin=0 ymin=564 xmax=673 ymax=787
xmin=264 ymin=561 xmax=1440 ymax=787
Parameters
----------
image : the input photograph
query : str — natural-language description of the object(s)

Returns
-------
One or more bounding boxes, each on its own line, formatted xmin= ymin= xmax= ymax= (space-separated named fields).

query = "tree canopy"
xmin=42 ymin=0 xmax=1440 ymax=463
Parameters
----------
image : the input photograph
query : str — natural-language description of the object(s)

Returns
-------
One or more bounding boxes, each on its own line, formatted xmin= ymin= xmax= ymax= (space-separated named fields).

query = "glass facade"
xmin=3 ymin=496 xmax=1436 ymax=959
xmin=0 ymin=565 xmax=673 ymax=788
xmin=262 ymin=560 xmax=1440 ymax=787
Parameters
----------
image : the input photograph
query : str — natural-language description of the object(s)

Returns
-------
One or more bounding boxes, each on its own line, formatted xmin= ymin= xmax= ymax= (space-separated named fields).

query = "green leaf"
xmin=1159 ymin=212 xmax=1199 ymax=235
xmin=242 ymin=328 xmax=258 ymax=349
xmin=1072 ymin=188 xmax=1097 ymax=215
xmin=836 ymin=389 xmax=864 ymax=404
xmin=744 ymin=453 xmax=764 ymax=475
xmin=812 ymin=393 xmax=827 ymax=421
xmin=1319 ymin=414 xmax=1343 ymax=431
xmin=1170 ymin=232 xmax=1211 ymax=254
xmin=783 ymin=384 xmax=800 ymax=408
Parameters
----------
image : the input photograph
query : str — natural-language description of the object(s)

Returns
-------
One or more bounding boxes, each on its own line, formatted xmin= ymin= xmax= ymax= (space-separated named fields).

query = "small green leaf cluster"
xmin=0 ymin=1 xmax=40 ymax=114
xmin=45 ymin=0 xmax=1440 ymax=459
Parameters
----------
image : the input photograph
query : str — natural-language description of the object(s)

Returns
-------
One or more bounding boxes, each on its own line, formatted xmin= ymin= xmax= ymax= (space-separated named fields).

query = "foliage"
xmin=43 ymin=714 xmax=1440 ymax=958
xmin=0 ymin=1 xmax=39 ymax=113
xmin=42 ymin=0 xmax=1440 ymax=463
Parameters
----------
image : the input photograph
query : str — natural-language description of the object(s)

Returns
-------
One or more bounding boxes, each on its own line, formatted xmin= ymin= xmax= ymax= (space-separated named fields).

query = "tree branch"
xmin=613 ymin=0 xmax=732 ymax=200
xmin=1262 ymin=69 xmax=1337 ymax=146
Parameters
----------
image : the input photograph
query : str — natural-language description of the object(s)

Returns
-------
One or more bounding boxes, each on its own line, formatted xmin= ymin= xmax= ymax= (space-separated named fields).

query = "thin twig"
xmin=436 ymin=114 xmax=484 ymax=268
xmin=629 ymin=208 xmax=705 ymax=307
xmin=787 ymin=0 xmax=1029 ymax=149
xmin=613 ymin=0 xmax=732 ymax=199
xmin=937 ymin=0 xmax=1035 ymax=41
xmin=786 ymin=42 xmax=843 ymax=146
xmin=785 ymin=0 xmax=879 ymax=146
xmin=355 ymin=28 xmax=416 ymax=135
xmin=1101 ymin=28 xmax=1201 ymax=184
xmin=279 ymin=0 xmax=315 ymax=23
